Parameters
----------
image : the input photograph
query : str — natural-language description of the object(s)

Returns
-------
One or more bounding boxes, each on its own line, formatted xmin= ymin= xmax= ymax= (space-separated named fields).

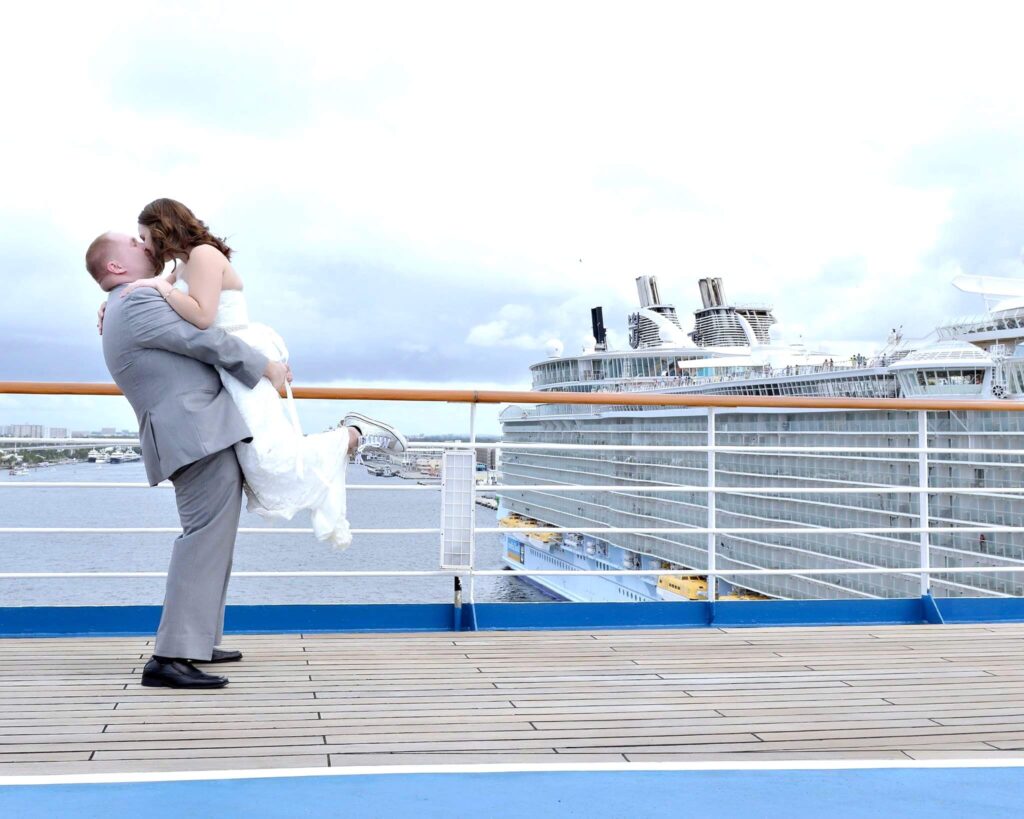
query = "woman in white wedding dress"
xmin=115 ymin=198 xmax=407 ymax=549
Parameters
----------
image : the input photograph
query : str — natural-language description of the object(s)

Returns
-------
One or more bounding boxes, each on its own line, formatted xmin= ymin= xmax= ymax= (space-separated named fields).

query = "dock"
xmin=3 ymin=622 xmax=1024 ymax=775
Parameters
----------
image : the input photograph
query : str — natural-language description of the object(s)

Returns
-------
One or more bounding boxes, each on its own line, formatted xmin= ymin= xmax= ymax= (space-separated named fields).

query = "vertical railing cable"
xmin=707 ymin=407 xmax=717 ymax=603
xmin=918 ymin=409 xmax=931 ymax=596
xmin=467 ymin=402 xmax=478 ymax=627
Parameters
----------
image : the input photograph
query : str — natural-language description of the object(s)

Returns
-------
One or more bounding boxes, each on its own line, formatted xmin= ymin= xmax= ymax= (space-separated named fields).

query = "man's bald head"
xmin=86 ymin=231 xmax=157 ymax=291
xmin=85 ymin=233 xmax=117 ymax=281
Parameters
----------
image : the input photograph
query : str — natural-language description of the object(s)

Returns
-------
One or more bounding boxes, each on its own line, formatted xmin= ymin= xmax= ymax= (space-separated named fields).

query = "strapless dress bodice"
xmin=173 ymin=279 xmax=250 ymax=330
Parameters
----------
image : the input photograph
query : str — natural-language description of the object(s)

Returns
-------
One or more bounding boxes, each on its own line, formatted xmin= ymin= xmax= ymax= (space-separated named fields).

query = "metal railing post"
xmin=707 ymin=406 xmax=717 ymax=603
xmin=918 ymin=409 xmax=930 ymax=596
xmin=467 ymin=402 xmax=478 ymax=628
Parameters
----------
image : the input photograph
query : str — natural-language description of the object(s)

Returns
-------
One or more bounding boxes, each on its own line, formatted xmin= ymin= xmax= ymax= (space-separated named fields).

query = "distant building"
xmin=474 ymin=446 xmax=498 ymax=469
xmin=71 ymin=430 xmax=90 ymax=439
xmin=48 ymin=427 xmax=68 ymax=439
xmin=100 ymin=427 xmax=116 ymax=436
xmin=2 ymin=424 xmax=45 ymax=438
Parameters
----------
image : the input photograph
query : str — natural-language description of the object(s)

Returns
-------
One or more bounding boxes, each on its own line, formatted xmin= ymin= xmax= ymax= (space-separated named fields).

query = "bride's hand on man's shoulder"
xmin=120 ymin=278 xmax=172 ymax=300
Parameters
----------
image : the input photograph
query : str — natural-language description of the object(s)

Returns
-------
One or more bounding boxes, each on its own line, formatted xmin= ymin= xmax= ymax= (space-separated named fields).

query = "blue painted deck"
xmin=4 ymin=596 xmax=1024 ymax=638
xmin=3 ymin=765 xmax=1024 ymax=818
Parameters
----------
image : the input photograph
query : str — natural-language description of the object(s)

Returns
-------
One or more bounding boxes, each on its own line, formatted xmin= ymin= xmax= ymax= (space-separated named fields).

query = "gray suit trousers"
xmin=154 ymin=447 xmax=243 ymax=660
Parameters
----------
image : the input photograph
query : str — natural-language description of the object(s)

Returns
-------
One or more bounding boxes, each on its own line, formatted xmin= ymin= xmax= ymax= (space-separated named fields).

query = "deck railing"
xmin=3 ymin=381 xmax=1024 ymax=630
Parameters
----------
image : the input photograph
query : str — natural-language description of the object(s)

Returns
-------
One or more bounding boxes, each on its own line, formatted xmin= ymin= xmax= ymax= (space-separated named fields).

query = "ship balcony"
xmin=532 ymin=361 xmax=894 ymax=395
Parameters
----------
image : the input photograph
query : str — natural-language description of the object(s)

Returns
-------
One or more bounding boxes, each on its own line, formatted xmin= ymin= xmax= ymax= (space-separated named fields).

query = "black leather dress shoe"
xmin=141 ymin=657 xmax=228 ymax=689
xmin=194 ymin=647 xmax=243 ymax=664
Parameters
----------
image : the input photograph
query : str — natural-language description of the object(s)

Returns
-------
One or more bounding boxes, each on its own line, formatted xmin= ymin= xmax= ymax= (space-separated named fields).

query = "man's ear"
xmin=105 ymin=260 xmax=127 ymax=275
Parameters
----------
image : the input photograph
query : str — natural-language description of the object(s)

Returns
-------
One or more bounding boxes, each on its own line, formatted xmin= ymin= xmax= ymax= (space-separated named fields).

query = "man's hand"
xmin=97 ymin=301 xmax=106 ymax=335
xmin=263 ymin=361 xmax=293 ymax=392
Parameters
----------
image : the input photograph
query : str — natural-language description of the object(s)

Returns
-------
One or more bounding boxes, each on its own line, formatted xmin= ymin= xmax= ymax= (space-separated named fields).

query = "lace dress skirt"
xmin=216 ymin=322 xmax=352 ymax=549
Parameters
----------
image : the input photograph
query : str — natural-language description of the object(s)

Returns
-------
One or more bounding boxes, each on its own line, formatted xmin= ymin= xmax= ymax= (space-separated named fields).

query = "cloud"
xmin=466 ymin=304 xmax=550 ymax=350
xmin=5 ymin=3 xmax=1024 ymax=434
xmin=900 ymin=129 xmax=1024 ymax=279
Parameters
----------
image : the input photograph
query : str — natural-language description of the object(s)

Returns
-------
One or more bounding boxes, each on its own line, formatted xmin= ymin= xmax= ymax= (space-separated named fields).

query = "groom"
xmin=87 ymin=231 xmax=290 ymax=689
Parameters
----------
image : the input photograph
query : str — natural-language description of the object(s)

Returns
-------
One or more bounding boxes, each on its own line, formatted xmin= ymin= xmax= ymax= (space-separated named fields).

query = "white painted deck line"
xmin=4 ymin=757 xmax=1024 ymax=787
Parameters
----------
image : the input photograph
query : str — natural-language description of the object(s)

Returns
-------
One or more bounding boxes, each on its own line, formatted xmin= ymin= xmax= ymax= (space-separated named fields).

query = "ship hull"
xmin=501 ymin=530 xmax=664 ymax=602
xmin=499 ymin=405 xmax=1024 ymax=602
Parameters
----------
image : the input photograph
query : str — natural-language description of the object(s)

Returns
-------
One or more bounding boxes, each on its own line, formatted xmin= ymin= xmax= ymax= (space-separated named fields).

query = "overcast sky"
xmin=2 ymin=1 xmax=1023 ymax=436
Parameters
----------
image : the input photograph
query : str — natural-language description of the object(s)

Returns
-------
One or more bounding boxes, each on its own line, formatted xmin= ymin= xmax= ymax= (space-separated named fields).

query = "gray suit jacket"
xmin=101 ymin=286 xmax=270 ymax=486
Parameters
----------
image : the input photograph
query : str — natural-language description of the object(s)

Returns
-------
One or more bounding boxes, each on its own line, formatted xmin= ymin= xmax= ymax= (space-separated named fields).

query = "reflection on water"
xmin=0 ymin=461 xmax=555 ymax=606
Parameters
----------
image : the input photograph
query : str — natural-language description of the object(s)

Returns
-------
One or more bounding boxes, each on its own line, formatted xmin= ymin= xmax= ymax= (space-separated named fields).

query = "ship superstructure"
xmin=499 ymin=275 xmax=1024 ymax=603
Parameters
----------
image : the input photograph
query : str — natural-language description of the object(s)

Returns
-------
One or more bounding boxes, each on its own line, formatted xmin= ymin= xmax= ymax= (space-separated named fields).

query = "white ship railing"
xmin=533 ymin=360 xmax=892 ymax=391
xmin=937 ymin=309 xmax=1024 ymax=338
xmin=4 ymin=382 xmax=1024 ymax=609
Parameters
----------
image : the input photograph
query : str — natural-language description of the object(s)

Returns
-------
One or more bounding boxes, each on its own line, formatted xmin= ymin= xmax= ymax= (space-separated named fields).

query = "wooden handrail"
xmin=2 ymin=381 xmax=1024 ymax=411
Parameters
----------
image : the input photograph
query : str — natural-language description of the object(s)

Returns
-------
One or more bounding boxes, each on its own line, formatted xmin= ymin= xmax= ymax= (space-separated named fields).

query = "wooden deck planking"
xmin=1 ymin=623 xmax=1024 ymax=774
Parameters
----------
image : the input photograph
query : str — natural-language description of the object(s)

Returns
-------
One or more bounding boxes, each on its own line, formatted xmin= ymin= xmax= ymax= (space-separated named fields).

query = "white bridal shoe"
xmin=341 ymin=412 xmax=408 ymax=454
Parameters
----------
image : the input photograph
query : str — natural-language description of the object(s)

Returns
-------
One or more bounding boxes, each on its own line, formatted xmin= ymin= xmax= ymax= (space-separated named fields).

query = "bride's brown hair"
xmin=137 ymin=198 xmax=233 ymax=268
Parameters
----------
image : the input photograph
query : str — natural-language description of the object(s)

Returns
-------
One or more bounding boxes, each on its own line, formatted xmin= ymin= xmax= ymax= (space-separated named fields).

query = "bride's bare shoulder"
xmin=187 ymin=244 xmax=244 ymax=291
xmin=187 ymin=243 xmax=228 ymax=265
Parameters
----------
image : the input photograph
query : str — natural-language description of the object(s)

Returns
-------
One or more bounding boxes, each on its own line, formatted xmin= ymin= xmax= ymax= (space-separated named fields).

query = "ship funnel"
xmin=698 ymin=279 xmax=713 ymax=308
xmin=636 ymin=275 xmax=662 ymax=308
xmin=590 ymin=307 xmax=608 ymax=351
xmin=698 ymin=276 xmax=728 ymax=308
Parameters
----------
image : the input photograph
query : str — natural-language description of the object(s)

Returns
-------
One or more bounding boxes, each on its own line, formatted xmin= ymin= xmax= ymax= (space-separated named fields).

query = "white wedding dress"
xmin=175 ymin=280 xmax=353 ymax=549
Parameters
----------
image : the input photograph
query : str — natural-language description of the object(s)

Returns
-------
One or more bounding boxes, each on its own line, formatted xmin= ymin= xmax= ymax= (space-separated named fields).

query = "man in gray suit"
xmin=87 ymin=231 xmax=290 ymax=689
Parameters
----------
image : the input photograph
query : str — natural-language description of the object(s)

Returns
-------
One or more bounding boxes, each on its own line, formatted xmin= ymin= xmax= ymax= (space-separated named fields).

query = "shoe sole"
xmin=141 ymin=677 xmax=229 ymax=689
xmin=343 ymin=413 xmax=408 ymax=452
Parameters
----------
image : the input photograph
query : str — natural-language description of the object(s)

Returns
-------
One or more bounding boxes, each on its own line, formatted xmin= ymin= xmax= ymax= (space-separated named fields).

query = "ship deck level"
xmin=2 ymin=623 xmax=1024 ymax=775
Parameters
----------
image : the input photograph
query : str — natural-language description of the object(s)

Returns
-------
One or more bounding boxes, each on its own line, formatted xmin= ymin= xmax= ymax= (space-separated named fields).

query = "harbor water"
xmin=0 ymin=461 xmax=554 ymax=606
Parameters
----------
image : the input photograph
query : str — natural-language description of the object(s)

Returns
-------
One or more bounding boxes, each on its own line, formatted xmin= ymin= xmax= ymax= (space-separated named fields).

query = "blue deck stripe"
xmin=4 ymin=597 xmax=1024 ymax=637
xmin=2 ymin=767 xmax=1023 ymax=818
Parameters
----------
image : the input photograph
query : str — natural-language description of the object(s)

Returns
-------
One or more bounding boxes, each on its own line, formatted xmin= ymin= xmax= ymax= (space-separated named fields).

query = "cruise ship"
xmin=498 ymin=274 xmax=1024 ymax=603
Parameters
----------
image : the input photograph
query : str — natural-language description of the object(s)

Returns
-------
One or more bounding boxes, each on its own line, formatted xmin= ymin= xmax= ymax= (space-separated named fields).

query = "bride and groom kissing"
xmin=87 ymin=198 xmax=406 ymax=689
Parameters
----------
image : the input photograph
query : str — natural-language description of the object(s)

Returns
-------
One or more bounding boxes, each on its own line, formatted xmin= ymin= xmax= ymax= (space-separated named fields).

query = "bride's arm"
xmin=121 ymin=246 xmax=223 ymax=330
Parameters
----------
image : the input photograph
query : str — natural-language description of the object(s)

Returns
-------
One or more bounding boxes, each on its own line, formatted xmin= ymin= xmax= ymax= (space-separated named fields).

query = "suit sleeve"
xmin=123 ymin=290 xmax=269 ymax=389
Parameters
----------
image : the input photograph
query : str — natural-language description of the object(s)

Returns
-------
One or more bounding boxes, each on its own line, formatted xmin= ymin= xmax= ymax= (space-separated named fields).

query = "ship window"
xmin=915 ymin=369 xmax=985 ymax=388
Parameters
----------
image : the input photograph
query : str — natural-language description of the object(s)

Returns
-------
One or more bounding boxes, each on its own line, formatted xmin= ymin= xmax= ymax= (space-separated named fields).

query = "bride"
xmin=108 ymin=198 xmax=406 ymax=549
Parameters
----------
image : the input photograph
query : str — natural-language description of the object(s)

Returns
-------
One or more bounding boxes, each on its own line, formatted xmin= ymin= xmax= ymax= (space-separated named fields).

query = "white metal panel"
xmin=440 ymin=449 xmax=475 ymax=569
